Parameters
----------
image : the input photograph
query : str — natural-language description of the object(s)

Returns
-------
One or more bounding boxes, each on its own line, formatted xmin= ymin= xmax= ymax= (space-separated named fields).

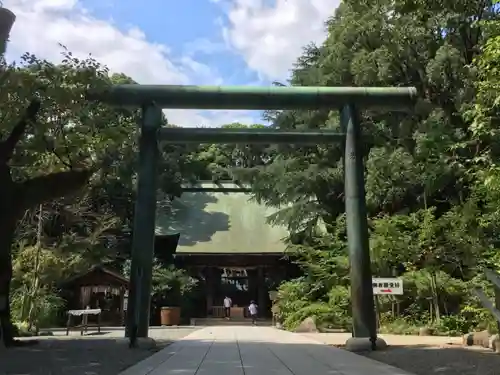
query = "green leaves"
xmin=258 ymin=0 xmax=500 ymax=330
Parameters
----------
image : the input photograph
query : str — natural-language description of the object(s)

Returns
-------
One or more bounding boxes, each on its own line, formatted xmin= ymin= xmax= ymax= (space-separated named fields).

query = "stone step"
xmin=191 ymin=318 xmax=273 ymax=327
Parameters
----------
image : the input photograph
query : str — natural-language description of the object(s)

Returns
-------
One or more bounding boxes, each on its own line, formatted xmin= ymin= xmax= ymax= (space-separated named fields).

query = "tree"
xmin=253 ymin=0 xmax=500 ymax=332
xmin=0 ymin=51 xmax=139 ymax=346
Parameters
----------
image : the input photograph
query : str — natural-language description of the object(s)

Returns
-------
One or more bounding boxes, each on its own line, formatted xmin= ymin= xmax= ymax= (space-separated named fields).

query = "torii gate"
xmin=88 ymin=84 xmax=416 ymax=350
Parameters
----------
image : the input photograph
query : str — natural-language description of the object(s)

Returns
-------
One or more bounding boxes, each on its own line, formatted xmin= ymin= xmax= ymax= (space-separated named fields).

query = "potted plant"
xmin=151 ymin=263 xmax=197 ymax=326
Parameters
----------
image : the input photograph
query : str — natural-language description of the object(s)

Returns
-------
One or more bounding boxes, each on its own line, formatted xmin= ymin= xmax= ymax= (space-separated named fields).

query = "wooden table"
xmin=66 ymin=308 xmax=101 ymax=336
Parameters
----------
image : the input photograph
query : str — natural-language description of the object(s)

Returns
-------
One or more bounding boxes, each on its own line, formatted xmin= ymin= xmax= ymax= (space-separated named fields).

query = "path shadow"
xmin=82 ymin=331 xmax=111 ymax=336
xmin=1 ymin=337 xmax=165 ymax=375
xmin=2 ymin=328 xmax=199 ymax=375
xmin=49 ymin=326 xmax=196 ymax=333
xmin=362 ymin=344 xmax=500 ymax=375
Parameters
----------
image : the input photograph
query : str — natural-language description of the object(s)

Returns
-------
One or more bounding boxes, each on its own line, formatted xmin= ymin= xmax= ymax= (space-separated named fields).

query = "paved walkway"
xmin=120 ymin=326 xmax=413 ymax=375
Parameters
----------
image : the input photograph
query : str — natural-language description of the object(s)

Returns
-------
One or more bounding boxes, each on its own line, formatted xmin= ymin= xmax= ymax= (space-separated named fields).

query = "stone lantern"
xmin=0 ymin=6 xmax=15 ymax=55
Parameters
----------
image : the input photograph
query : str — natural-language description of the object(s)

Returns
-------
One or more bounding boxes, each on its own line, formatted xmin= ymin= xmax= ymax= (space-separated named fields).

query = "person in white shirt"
xmin=248 ymin=300 xmax=258 ymax=325
xmin=223 ymin=296 xmax=232 ymax=320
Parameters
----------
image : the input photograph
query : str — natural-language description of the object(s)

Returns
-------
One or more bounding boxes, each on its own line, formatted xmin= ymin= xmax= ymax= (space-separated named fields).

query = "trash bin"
xmin=160 ymin=306 xmax=181 ymax=326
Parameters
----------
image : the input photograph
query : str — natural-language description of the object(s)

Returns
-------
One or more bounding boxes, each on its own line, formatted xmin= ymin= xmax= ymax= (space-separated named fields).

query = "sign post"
xmin=372 ymin=278 xmax=404 ymax=295
xmin=372 ymin=277 xmax=404 ymax=329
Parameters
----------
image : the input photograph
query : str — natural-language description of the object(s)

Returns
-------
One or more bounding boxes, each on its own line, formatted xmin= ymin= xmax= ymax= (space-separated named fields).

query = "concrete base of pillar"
xmin=344 ymin=336 xmax=387 ymax=352
xmin=115 ymin=337 xmax=156 ymax=349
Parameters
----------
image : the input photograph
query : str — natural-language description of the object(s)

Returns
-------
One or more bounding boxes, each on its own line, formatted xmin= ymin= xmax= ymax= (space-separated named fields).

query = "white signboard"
xmin=372 ymin=278 xmax=403 ymax=295
xmin=123 ymin=291 xmax=128 ymax=311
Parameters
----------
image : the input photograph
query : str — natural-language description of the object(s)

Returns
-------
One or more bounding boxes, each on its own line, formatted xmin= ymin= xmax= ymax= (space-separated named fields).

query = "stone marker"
xmin=463 ymin=330 xmax=490 ymax=348
xmin=489 ymin=334 xmax=500 ymax=353
xmin=463 ymin=333 xmax=474 ymax=346
xmin=419 ymin=327 xmax=434 ymax=336
xmin=294 ymin=317 xmax=318 ymax=333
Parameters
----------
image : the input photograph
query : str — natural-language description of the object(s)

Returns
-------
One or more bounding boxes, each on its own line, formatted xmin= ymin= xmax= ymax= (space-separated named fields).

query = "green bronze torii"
xmin=88 ymin=84 xmax=417 ymax=350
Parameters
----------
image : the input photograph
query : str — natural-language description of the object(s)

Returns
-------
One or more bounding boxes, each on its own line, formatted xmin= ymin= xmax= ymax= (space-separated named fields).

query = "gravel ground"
xmin=0 ymin=326 xmax=198 ymax=375
xmin=303 ymin=332 xmax=500 ymax=375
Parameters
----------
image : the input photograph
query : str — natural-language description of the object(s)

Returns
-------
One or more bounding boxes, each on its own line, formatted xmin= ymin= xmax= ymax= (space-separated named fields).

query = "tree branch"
xmin=0 ymin=98 xmax=41 ymax=163
xmin=42 ymin=135 xmax=73 ymax=169
xmin=15 ymin=168 xmax=95 ymax=211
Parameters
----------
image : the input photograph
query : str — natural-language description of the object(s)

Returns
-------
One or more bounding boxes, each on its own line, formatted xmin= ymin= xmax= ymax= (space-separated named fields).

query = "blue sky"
xmin=82 ymin=0 xmax=260 ymax=86
xmin=4 ymin=0 xmax=340 ymax=126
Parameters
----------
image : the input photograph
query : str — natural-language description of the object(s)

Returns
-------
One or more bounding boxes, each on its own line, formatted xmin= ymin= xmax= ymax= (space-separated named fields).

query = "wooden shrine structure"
xmin=61 ymin=265 xmax=129 ymax=326
xmin=154 ymin=182 xmax=299 ymax=318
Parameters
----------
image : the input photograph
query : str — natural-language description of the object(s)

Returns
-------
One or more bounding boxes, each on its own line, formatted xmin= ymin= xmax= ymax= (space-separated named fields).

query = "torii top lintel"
xmin=87 ymin=84 xmax=417 ymax=111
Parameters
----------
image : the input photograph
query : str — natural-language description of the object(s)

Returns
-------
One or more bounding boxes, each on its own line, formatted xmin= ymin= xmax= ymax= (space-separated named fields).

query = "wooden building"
xmin=154 ymin=182 xmax=299 ymax=318
xmin=61 ymin=265 xmax=128 ymax=326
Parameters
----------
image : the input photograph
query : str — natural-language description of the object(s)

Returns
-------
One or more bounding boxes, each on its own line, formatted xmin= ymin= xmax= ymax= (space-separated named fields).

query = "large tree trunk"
xmin=0 ymin=162 xmax=23 ymax=346
xmin=0 ymin=218 xmax=17 ymax=345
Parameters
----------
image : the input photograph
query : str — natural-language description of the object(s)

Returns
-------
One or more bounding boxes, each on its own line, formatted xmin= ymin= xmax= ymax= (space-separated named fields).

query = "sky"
xmin=3 ymin=0 xmax=340 ymax=127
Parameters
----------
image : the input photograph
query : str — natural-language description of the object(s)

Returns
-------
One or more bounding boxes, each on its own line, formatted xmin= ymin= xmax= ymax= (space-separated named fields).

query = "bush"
xmin=435 ymin=315 xmax=474 ymax=336
xmin=273 ymin=279 xmax=311 ymax=324
xmin=35 ymin=289 xmax=65 ymax=328
xmin=274 ymin=282 xmax=352 ymax=331
xmin=461 ymin=304 xmax=499 ymax=333
xmin=10 ymin=286 xmax=64 ymax=329
xmin=325 ymin=286 xmax=352 ymax=329
xmin=283 ymin=303 xmax=336 ymax=330
xmin=12 ymin=321 xmax=33 ymax=337
xmin=379 ymin=318 xmax=421 ymax=335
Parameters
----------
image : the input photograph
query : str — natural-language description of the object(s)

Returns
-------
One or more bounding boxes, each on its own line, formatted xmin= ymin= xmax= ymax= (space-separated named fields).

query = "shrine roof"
xmin=61 ymin=265 xmax=129 ymax=287
xmin=155 ymin=182 xmax=288 ymax=254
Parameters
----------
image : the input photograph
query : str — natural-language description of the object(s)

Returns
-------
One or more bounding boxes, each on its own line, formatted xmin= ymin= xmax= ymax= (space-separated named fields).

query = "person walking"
xmin=223 ymin=296 xmax=232 ymax=320
xmin=248 ymin=300 xmax=258 ymax=326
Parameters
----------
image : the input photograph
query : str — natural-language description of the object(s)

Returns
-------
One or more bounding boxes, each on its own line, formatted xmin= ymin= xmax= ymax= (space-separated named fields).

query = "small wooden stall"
xmin=61 ymin=265 xmax=129 ymax=328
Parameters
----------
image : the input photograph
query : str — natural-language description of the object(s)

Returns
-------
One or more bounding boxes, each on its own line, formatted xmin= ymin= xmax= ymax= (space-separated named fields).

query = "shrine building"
xmin=154 ymin=182 xmax=299 ymax=318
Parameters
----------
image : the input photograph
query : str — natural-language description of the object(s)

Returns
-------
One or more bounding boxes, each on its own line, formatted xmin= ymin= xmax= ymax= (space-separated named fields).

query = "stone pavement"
xmin=120 ymin=326 xmax=414 ymax=375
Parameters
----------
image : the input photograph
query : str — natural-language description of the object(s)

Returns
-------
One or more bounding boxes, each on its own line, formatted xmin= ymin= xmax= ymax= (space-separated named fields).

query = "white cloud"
xmin=183 ymin=38 xmax=227 ymax=57
xmin=218 ymin=0 xmax=340 ymax=81
xmin=2 ymin=0 xmax=256 ymax=127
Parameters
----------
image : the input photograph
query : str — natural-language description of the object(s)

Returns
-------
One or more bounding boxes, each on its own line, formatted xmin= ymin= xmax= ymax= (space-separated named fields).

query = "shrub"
xmin=10 ymin=286 xmax=64 ymax=329
xmin=435 ymin=315 xmax=474 ymax=336
xmin=461 ymin=304 xmax=499 ymax=333
xmin=12 ymin=321 xmax=32 ymax=337
xmin=273 ymin=279 xmax=311 ymax=324
xmin=379 ymin=318 xmax=421 ymax=335
xmin=325 ymin=286 xmax=352 ymax=329
xmin=35 ymin=289 xmax=65 ymax=328
xmin=283 ymin=303 xmax=338 ymax=330
xmin=276 ymin=284 xmax=353 ymax=331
